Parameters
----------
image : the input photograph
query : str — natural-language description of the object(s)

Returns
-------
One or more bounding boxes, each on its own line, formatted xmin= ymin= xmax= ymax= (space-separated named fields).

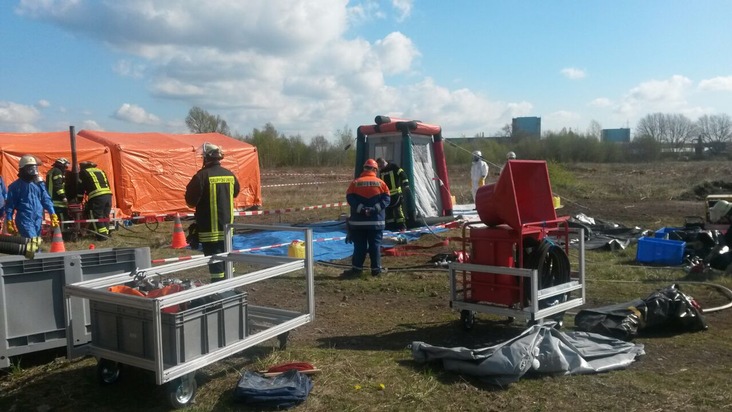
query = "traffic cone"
xmin=50 ymin=226 xmax=66 ymax=253
xmin=171 ymin=214 xmax=188 ymax=249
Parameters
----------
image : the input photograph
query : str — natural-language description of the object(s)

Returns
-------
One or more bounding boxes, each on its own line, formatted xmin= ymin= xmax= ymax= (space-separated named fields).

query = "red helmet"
xmin=363 ymin=159 xmax=378 ymax=169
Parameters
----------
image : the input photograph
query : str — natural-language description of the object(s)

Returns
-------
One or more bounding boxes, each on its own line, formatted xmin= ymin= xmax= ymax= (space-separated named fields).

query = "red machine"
xmin=450 ymin=160 xmax=585 ymax=329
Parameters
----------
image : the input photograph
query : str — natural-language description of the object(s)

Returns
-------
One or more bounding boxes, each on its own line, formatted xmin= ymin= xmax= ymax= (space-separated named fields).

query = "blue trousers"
xmin=350 ymin=229 xmax=383 ymax=271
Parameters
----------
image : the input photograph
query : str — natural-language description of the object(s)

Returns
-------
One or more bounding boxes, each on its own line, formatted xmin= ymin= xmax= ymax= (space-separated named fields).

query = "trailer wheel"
xmin=460 ymin=310 xmax=475 ymax=331
xmin=97 ymin=359 xmax=121 ymax=385
xmin=167 ymin=373 xmax=197 ymax=409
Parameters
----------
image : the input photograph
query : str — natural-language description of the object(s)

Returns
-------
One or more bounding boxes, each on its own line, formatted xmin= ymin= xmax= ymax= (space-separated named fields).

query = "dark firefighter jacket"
xmin=79 ymin=167 xmax=112 ymax=200
xmin=185 ymin=161 xmax=240 ymax=243
xmin=379 ymin=163 xmax=409 ymax=205
xmin=46 ymin=166 xmax=67 ymax=208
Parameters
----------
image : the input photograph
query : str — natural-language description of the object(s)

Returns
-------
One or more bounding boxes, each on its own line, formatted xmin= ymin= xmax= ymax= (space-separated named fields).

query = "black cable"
xmin=523 ymin=238 xmax=571 ymax=308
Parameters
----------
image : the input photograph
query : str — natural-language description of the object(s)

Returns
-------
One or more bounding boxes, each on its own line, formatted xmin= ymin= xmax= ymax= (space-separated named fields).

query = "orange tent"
xmin=77 ymin=131 xmax=261 ymax=217
xmin=0 ymin=131 xmax=117 ymax=209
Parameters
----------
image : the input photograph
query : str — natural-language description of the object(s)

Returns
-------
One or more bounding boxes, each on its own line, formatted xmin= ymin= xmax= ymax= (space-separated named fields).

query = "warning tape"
xmin=151 ymin=222 xmax=455 ymax=265
xmin=262 ymin=180 xmax=351 ymax=188
xmin=57 ymin=201 xmax=348 ymax=225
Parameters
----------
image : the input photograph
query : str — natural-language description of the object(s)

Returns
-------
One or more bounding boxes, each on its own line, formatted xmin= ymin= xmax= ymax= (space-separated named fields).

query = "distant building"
xmin=601 ymin=128 xmax=631 ymax=143
xmin=512 ymin=117 xmax=541 ymax=139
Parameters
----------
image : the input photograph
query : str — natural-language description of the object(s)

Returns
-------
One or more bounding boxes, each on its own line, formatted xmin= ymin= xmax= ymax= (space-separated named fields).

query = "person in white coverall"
xmin=470 ymin=150 xmax=489 ymax=204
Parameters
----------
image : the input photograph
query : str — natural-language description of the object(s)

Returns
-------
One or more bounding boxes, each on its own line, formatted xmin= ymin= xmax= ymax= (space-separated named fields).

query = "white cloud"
xmin=561 ymin=67 xmax=586 ymax=80
xmin=698 ymin=76 xmax=732 ymax=92
xmin=392 ymin=0 xmax=413 ymax=22
xmin=36 ymin=99 xmax=50 ymax=108
xmin=113 ymin=59 xmax=146 ymax=79
xmin=113 ymin=103 xmax=161 ymax=125
xmin=0 ymin=101 xmax=41 ymax=131
xmin=615 ymin=75 xmax=693 ymax=120
xmin=589 ymin=98 xmax=612 ymax=108
xmin=81 ymin=119 xmax=103 ymax=130
xmin=374 ymin=32 xmax=420 ymax=75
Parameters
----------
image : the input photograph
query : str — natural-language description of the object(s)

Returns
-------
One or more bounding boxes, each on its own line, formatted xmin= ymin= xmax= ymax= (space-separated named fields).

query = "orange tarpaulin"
xmin=78 ymin=131 xmax=261 ymax=217
xmin=0 ymin=131 xmax=118 ymax=211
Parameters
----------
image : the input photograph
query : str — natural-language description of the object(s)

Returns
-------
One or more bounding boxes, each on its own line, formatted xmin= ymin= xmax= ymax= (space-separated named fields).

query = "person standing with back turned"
xmin=376 ymin=157 xmax=410 ymax=231
xmin=341 ymin=159 xmax=390 ymax=277
xmin=78 ymin=161 xmax=113 ymax=240
xmin=185 ymin=143 xmax=240 ymax=283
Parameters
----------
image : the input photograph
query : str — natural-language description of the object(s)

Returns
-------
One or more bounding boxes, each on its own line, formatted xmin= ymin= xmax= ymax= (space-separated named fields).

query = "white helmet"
xmin=506 ymin=151 xmax=517 ymax=160
xmin=200 ymin=142 xmax=224 ymax=161
xmin=472 ymin=150 xmax=482 ymax=157
xmin=710 ymin=200 xmax=732 ymax=223
xmin=19 ymin=154 xmax=38 ymax=169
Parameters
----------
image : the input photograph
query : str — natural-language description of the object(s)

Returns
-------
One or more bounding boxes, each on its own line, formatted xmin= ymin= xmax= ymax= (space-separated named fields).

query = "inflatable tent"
xmin=0 ymin=131 xmax=117 ymax=210
xmin=77 ymin=131 xmax=261 ymax=217
xmin=355 ymin=116 xmax=453 ymax=227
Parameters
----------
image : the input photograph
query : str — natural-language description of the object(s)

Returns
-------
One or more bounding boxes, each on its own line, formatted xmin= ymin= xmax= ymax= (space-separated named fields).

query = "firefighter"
xmin=78 ymin=161 xmax=113 ymax=240
xmin=376 ymin=157 xmax=410 ymax=231
xmin=4 ymin=154 xmax=59 ymax=239
xmin=470 ymin=150 xmax=489 ymax=204
xmin=341 ymin=159 xmax=390 ymax=277
xmin=185 ymin=143 xmax=240 ymax=283
xmin=46 ymin=158 xmax=70 ymax=225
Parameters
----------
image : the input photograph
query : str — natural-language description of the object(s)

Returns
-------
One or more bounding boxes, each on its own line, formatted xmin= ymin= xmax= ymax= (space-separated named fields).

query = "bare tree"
xmin=587 ymin=119 xmax=602 ymax=140
xmin=185 ymin=106 xmax=231 ymax=136
xmin=697 ymin=114 xmax=732 ymax=144
xmin=635 ymin=113 xmax=667 ymax=142
xmin=666 ymin=113 xmax=696 ymax=152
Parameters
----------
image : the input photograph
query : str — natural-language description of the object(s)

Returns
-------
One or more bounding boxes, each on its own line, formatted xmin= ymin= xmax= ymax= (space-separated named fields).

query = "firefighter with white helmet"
xmin=4 ymin=154 xmax=59 ymax=239
xmin=507 ymin=151 xmax=517 ymax=160
xmin=470 ymin=150 xmax=489 ymax=204
xmin=185 ymin=142 xmax=240 ymax=282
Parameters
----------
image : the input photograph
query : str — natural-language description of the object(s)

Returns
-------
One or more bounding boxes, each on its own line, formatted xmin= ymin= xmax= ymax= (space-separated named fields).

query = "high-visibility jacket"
xmin=379 ymin=163 xmax=409 ymax=197
xmin=46 ymin=166 xmax=67 ymax=208
xmin=79 ymin=167 xmax=112 ymax=200
xmin=346 ymin=170 xmax=390 ymax=230
xmin=185 ymin=161 xmax=240 ymax=243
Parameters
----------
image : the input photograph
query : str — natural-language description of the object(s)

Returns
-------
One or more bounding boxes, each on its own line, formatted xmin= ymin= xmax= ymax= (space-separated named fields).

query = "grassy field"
xmin=1 ymin=161 xmax=732 ymax=411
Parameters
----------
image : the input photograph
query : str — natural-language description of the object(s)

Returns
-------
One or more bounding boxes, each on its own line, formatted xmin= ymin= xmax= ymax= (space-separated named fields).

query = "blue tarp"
xmin=229 ymin=220 xmax=447 ymax=261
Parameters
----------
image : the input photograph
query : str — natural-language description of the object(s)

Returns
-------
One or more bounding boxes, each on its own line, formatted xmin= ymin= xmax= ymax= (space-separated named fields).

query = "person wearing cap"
xmin=341 ymin=159 xmax=391 ymax=277
xmin=376 ymin=158 xmax=410 ymax=231
xmin=4 ymin=154 xmax=59 ymax=239
xmin=470 ymin=150 xmax=489 ymax=204
xmin=78 ymin=161 xmax=113 ymax=240
xmin=46 ymin=158 xmax=70 ymax=225
xmin=185 ymin=143 xmax=240 ymax=283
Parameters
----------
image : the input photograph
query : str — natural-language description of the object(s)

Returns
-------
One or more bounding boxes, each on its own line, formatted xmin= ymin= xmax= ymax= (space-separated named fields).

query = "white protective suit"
xmin=470 ymin=151 xmax=489 ymax=203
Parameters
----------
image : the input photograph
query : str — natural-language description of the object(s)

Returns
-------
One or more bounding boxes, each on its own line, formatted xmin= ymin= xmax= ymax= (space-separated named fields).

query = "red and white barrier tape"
xmin=262 ymin=180 xmax=351 ymax=188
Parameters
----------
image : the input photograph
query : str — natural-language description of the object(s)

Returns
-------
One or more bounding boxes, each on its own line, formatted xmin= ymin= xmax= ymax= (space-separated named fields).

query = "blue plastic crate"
xmin=636 ymin=237 xmax=685 ymax=265
xmin=654 ymin=227 xmax=683 ymax=239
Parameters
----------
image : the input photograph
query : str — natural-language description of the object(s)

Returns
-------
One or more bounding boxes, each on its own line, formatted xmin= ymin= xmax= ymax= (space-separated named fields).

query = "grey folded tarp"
xmin=411 ymin=323 xmax=645 ymax=386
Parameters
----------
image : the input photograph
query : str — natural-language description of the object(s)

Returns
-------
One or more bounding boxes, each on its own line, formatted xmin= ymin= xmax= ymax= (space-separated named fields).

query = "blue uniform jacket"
xmin=5 ymin=179 xmax=55 ymax=238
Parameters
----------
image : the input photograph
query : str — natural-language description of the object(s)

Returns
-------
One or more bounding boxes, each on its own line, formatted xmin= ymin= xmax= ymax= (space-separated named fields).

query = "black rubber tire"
xmin=460 ymin=310 xmax=475 ymax=331
xmin=96 ymin=359 xmax=121 ymax=385
xmin=167 ymin=374 xmax=197 ymax=409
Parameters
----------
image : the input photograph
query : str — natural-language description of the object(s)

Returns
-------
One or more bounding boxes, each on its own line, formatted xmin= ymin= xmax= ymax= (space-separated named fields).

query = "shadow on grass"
xmin=316 ymin=317 xmax=529 ymax=352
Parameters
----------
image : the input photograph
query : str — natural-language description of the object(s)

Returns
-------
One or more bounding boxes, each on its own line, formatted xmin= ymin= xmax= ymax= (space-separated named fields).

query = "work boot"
xmin=340 ymin=268 xmax=363 ymax=278
xmin=371 ymin=267 xmax=387 ymax=277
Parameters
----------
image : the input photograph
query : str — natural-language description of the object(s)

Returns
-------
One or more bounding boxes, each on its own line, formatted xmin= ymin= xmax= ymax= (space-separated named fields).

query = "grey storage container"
xmin=90 ymin=292 xmax=247 ymax=366
xmin=0 ymin=247 xmax=151 ymax=368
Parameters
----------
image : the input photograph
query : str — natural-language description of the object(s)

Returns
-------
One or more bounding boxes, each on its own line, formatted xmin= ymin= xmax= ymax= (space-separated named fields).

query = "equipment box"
xmin=91 ymin=292 xmax=247 ymax=367
xmin=654 ymin=227 xmax=683 ymax=239
xmin=636 ymin=237 xmax=685 ymax=265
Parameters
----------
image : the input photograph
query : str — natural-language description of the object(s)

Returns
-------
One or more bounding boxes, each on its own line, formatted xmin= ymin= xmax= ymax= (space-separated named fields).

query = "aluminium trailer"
xmin=64 ymin=223 xmax=315 ymax=408
xmin=449 ymin=227 xmax=586 ymax=329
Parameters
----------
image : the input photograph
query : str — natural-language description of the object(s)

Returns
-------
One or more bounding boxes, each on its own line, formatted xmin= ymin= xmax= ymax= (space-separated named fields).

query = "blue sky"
xmin=2 ymin=0 xmax=731 ymax=140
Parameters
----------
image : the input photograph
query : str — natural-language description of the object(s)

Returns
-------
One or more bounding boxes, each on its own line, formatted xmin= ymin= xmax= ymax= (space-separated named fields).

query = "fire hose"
xmin=523 ymin=238 xmax=571 ymax=308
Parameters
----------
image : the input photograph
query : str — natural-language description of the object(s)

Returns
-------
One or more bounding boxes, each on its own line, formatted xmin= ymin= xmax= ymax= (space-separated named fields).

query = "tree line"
xmin=185 ymin=107 xmax=732 ymax=168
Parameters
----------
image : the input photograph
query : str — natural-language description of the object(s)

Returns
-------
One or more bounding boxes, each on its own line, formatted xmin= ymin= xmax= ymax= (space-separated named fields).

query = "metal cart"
xmin=65 ymin=223 xmax=315 ymax=408
xmin=449 ymin=225 xmax=586 ymax=329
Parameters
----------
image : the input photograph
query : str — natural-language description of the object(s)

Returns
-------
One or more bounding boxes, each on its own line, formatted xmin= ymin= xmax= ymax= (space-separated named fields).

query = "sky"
xmin=2 ymin=0 xmax=732 ymax=141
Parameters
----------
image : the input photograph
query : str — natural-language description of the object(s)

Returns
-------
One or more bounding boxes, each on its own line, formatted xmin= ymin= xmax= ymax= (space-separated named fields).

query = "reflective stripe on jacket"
xmin=46 ymin=166 xmax=67 ymax=207
xmin=185 ymin=161 xmax=241 ymax=243
xmin=80 ymin=167 xmax=112 ymax=199
xmin=379 ymin=163 xmax=409 ymax=196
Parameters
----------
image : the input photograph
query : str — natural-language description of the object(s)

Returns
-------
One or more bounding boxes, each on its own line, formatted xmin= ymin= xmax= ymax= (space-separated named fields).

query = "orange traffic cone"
xmin=50 ymin=226 xmax=66 ymax=253
xmin=171 ymin=214 xmax=188 ymax=249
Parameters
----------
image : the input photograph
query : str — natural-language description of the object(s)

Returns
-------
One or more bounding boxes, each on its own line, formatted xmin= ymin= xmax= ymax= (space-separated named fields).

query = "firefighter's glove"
xmin=479 ymin=178 xmax=485 ymax=186
xmin=7 ymin=220 xmax=17 ymax=234
xmin=51 ymin=214 xmax=60 ymax=228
